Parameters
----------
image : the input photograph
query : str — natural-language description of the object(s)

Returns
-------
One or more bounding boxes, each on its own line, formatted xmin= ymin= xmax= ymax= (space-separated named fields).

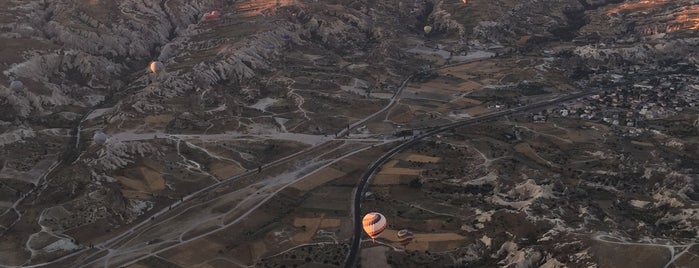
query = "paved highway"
xmin=6 ymin=74 xmax=417 ymax=268
xmin=343 ymin=89 xmax=601 ymax=268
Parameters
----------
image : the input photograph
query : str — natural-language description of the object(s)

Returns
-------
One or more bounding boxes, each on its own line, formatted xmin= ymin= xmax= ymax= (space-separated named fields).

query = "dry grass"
xmin=360 ymin=246 xmax=389 ymax=268
xmin=116 ymin=165 xmax=165 ymax=199
xmin=209 ymin=161 xmax=244 ymax=180
xmin=116 ymin=176 xmax=149 ymax=192
xmin=125 ymin=264 xmax=149 ymax=268
xmin=457 ymin=97 xmax=483 ymax=105
xmin=250 ymin=240 xmax=268 ymax=261
xmin=160 ymin=237 xmax=224 ymax=267
xmin=319 ymin=218 xmax=341 ymax=228
xmin=455 ymin=81 xmax=483 ymax=91
xmin=144 ymin=114 xmax=174 ymax=129
xmin=514 ymin=143 xmax=550 ymax=166
xmin=292 ymin=217 xmax=321 ymax=243
xmin=206 ymin=259 xmax=241 ymax=268
xmin=388 ymin=104 xmax=416 ymax=123
xmin=593 ymin=241 xmax=671 ymax=268
xmin=139 ymin=167 xmax=165 ymax=190
xmin=372 ymin=174 xmax=402 ymax=185
xmin=291 ymin=167 xmax=347 ymax=191
xmin=406 ymin=154 xmax=441 ymax=163
xmin=383 ymin=160 xmax=399 ymax=168
xmin=416 ymin=80 xmax=463 ymax=93
xmin=631 ymin=141 xmax=654 ymax=147
xmin=291 ymin=215 xmax=342 ymax=243
xmin=0 ymin=236 xmax=29 ymax=266
xmin=116 ymin=166 xmax=165 ymax=193
xmin=554 ymin=122 xmax=609 ymax=143
xmin=463 ymin=106 xmax=491 ymax=116
xmin=120 ymin=190 xmax=153 ymax=200
xmin=379 ymin=229 xmax=466 ymax=251
xmin=378 ymin=168 xmax=421 ymax=176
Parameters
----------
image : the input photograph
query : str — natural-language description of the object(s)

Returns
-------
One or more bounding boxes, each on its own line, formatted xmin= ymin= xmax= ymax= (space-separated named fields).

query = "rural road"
xmin=5 ymin=69 xmax=416 ymax=268
xmin=343 ymin=88 xmax=602 ymax=268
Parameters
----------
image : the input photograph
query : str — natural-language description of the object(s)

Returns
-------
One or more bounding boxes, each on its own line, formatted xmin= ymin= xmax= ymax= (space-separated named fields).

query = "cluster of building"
xmin=531 ymin=72 xmax=699 ymax=127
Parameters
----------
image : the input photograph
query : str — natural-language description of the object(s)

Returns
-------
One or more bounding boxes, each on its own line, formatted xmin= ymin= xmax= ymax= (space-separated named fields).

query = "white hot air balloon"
xmin=423 ymin=25 xmax=432 ymax=34
xmin=93 ymin=132 xmax=108 ymax=145
xmin=106 ymin=65 xmax=116 ymax=73
xmin=362 ymin=212 xmax=387 ymax=242
xmin=9 ymin=80 xmax=24 ymax=91
xmin=149 ymin=61 xmax=164 ymax=76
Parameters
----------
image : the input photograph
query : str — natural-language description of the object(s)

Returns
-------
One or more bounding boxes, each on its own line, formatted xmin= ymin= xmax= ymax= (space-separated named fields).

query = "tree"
xmin=409 ymin=178 xmax=423 ymax=188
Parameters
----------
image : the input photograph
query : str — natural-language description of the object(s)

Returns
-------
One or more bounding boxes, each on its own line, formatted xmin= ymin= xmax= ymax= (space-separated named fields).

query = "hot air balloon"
xmin=149 ymin=61 xmax=164 ymax=76
xmin=423 ymin=25 xmax=432 ymax=34
xmin=106 ymin=65 xmax=116 ymax=73
xmin=282 ymin=34 xmax=291 ymax=40
xmin=9 ymin=80 xmax=23 ymax=91
xmin=362 ymin=212 xmax=387 ymax=242
xmin=93 ymin=132 xmax=108 ymax=145
xmin=203 ymin=11 xmax=220 ymax=21
xmin=397 ymin=229 xmax=413 ymax=240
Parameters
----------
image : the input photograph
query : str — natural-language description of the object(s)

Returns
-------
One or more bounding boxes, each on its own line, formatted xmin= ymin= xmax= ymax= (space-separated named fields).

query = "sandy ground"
xmin=463 ymin=106 xmax=492 ymax=116
xmin=360 ymin=246 xmax=390 ymax=268
xmin=159 ymin=237 xmax=225 ymax=267
xmin=378 ymin=167 xmax=421 ymax=176
xmin=593 ymin=242 xmax=670 ymax=268
xmin=292 ymin=216 xmax=342 ymax=243
xmin=406 ymin=154 xmax=441 ymax=163
xmin=290 ymin=167 xmax=347 ymax=191
xmin=514 ymin=143 xmax=551 ymax=166
xmin=115 ymin=166 xmax=165 ymax=195
xmin=144 ymin=114 xmax=175 ymax=129
xmin=209 ymin=161 xmax=245 ymax=179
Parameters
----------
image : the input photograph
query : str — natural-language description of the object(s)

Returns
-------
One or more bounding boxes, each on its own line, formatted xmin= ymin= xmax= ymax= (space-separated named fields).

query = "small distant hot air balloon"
xmin=397 ymin=229 xmax=413 ymax=240
xmin=423 ymin=25 xmax=433 ymax=34
xmin=362 ymin=212 xmax=387 ymax=242
xmin=203 ymin=11 xmax=220 ymax=21
xmin=149 ymin=61 xmax=164 ymax=76
xmin=282 ymin=34 xmax=291 ymax=40
xmin=106 ymin=65 xmax=116 ymax=73
xmin=93 ymin=132 xmax=108 ymax=145
xmin=9 ymin=80 xmax=24 ymax=91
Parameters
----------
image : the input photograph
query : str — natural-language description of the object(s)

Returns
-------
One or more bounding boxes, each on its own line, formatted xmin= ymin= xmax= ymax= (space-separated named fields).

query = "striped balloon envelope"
xmin=362 ymin=212 xmax=387 ymax=242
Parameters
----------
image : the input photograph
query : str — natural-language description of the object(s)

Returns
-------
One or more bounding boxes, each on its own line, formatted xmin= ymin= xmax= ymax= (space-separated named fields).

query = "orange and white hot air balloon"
xmin=362 ymin=212 xmax=387 ymax=242
xmin=149 ymin=61 xmax=164 ymax=76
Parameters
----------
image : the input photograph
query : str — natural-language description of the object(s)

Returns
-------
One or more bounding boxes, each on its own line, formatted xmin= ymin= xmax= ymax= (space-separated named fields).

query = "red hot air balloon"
xmin=203 ymin=10 xmax=220 ymax=21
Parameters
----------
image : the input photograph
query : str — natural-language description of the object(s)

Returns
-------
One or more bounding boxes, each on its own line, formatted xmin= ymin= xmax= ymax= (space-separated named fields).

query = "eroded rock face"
xmin=1 ymin=0 xmax=699 ymax=266
xmin=0 ymin=0 xmax=428 ymax=265
xmin=1 ymin=0 xmax=220 ymax=120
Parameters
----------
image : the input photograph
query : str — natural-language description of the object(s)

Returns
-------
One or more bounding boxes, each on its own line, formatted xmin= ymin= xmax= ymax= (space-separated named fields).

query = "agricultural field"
xmin=1 ymin=0 xmax=698 ymax=267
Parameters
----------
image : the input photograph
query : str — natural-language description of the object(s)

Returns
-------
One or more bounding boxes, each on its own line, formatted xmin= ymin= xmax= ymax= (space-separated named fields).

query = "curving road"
xmin=1 ymin=72 xmax=416 ymax=268
xmin=343 ymin=89 xmax=602 ymax=268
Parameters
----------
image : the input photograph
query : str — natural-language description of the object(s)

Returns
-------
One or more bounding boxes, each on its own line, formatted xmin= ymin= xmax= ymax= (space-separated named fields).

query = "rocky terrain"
xmin=0 ymin=0 xmax=698 ymax=267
